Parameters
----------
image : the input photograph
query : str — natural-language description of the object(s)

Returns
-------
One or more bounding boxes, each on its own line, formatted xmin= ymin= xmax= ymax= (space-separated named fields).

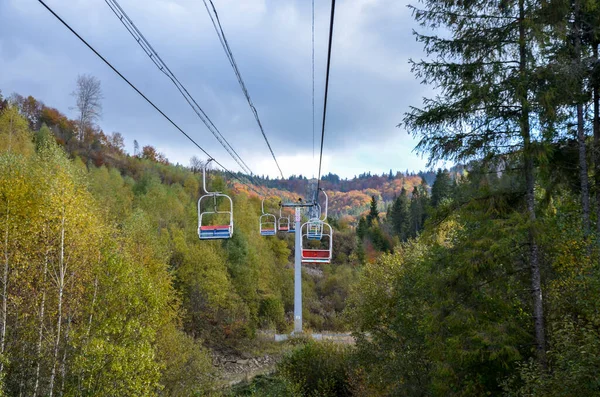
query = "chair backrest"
xmin=306 ymin=219 xmax=324 ymax=240
xmin=301 ymin=221 xmax=333 ymax=263
xmin=198 ymin=193 xmax=234 ymax=240
xmin=260 ymin=213 xmax=277 ymax=236
xmin=278 ymin=215 xmax=290 ymax=231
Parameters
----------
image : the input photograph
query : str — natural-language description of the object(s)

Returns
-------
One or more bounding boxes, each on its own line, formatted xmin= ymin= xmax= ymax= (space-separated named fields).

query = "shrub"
xmin=278 ymin=341 xmax=351 ymax=397
xmin=258 ymin=296 xmax=286 ymax=332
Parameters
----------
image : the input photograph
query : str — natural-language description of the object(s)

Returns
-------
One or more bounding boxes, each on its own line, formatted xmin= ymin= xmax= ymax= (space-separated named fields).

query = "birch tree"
xmin=72 ymin=75 xmax=102 ymax=141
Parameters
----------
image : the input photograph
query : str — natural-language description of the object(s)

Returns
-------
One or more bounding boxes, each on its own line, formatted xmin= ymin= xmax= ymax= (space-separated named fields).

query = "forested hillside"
xmin=4 ymin=0 xmax=600 ymax=392
xmin=235 ymin=0 xmax=600 ymax=393
xmin=0 ymin=89 xmax=363 ymax=395
xmin=0 ymin=88 xmax=430 ymax=224
xmin=244 ymin=172 xmax=427 ymax=221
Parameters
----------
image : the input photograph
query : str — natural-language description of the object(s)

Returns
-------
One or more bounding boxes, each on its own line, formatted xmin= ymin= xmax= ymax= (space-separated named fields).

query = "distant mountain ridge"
xmin=2 ymin=89 xmax=436 ymax=221
xmin=232 ymin=172 xmax=427 ymax=221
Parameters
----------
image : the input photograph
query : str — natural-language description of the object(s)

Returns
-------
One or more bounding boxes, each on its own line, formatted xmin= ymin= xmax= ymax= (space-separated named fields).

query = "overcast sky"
xmin=0 ymin=0 xmax=434 ymax=179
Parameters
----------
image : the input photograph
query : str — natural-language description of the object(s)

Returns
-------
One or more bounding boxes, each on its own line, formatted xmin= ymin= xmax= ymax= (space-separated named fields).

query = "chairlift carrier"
xmin=301 ymin=221 xmax=332 ymax=264
xmin=197 ymin=159 xmax=233 ymax=240
xmin=260 ymin=198 xmax=277 ymax=236
xmin=278 ymin=206 xmax=292 ymax=232
xmin=306 ymin=189 xmax=329 ymax=240
xmin=301 ymin=189 xmax=333 ymax=263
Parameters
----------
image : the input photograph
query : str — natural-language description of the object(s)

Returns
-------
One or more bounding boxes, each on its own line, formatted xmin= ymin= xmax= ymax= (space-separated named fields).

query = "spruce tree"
xmin=541 ymin=0 xmax=600 ymax=247
xmin=366 ymin=195 xmax=379 ymax=227
xmin=408 ymin=187 xmax=424 ymax=238
xmin=356 ymin=216 xmax=368 ymax=240
xmin=589 ymin=9 xmax=600 ymax=247
xmin=390 ymin=188 xmax=410 ymax=240
xmin=404 ymin=0 xmax=548 ymax=366
xmin=431 ymin=169 xmax=452 ymax=208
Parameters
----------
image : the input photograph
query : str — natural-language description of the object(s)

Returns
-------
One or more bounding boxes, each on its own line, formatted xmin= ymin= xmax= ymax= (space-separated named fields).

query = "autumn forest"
xmin=3 ymin=0 xmax=600 ymax=394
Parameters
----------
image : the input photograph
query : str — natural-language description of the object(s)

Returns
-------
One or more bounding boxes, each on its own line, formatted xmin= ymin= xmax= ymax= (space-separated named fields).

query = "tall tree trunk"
xmin=1 ymin=200 xmax=10 ymax=375
xmin=12 ymin=308 xmax=26 ymax=397
xmin=8 ymin=110 xmax=13 ymax=153
xmin=18 ymin=339 xmax=25 ymax=397
xmin=519 ymin=0 xmax=547 ymax=368
xmin=578 ymin=105 xmax=591 ymax=236
xmin=33 ymin=248 xmax=49 ymax=397
xmin=593 ymin=42 xmax=600 ymax=250
xmin=49 ymin=210 xmax=66 ymax=397
xmin=574 ymin=0 xmax=591 ymax=240
xmin=86 ymin=276 xmax=98 ymax=339
xmin=75 ymin=274 xmax=98 ymax=395
xmin=59 ymin=315 xmax=72 ymax=397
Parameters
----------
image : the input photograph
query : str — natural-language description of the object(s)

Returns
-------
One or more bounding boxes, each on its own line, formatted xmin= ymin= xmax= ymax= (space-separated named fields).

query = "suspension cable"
xmin=316 ymin=0 xmax=337 ymax=193
xmin=312 ymin=0 xmax=316 ymax=165
xmin=36 ymin=0 xmax=264 ymax=196
xmin=203 ymin=0 xmax=285 ymax=180
xmin=104 ymin=0 xmax=254 ymax=176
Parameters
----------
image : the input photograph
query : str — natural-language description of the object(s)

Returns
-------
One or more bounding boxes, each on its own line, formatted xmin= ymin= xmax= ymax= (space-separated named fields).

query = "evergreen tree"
xmin=404 ymin=0 xmax=549 ymax=366
xmin=539 ymin=0 xmax=600 ymax=248
xmin=368 ymin=220 xmax=393 ymax=253
xmin=356 ymin=217 xmax=368 ymax=240
xmin=0 ymin=90 xmax=6 ymax=113
xmin=390 ymin=188 xmax=410 ymax=240
xmin=366 ymin=195 xmax=379 ymax=226
xmin=408 ymin=187 xmax=424 ymax=238
xmin=430 ymin=168 xmax=452 ymax=208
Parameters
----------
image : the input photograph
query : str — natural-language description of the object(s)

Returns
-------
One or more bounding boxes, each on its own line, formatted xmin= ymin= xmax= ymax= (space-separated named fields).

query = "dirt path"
xmin=213 ymin=332 xmax=355 ymax=387
xmin=213 ymin=352 xmax=281 ymax=387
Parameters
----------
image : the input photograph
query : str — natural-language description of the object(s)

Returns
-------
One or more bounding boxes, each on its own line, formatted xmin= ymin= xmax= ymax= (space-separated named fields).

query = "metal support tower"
xmin=294 ymin=207 xmax=302 ymax=332
xmin=282 ymin=200 xmax=315 ymax=333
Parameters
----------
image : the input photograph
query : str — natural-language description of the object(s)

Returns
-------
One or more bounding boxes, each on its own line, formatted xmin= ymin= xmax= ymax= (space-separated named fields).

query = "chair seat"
xmin=301 ymin=258 xmax=331 ymax=264
xmin=302 ymin=250 xmax=330 ymax=258
xmin=302 ymin=249 xmax=331 ymax=264
xmin=199 ymin=225 xmax=231 ymax=239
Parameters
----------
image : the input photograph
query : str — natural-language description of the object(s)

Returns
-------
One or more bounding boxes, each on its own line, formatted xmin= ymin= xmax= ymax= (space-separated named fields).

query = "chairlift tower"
xmin=281 ymin=199 xmax=314 ymax=333
xmin=281 ymin=189 xmax=332 ymax=334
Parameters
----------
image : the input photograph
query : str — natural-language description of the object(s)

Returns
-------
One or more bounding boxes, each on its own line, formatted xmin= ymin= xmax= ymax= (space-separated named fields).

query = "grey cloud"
xmin=0 ymin=0 xmax=430 ymax=177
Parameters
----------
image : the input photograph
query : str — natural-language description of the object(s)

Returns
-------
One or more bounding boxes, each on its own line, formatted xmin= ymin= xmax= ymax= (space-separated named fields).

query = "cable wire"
xmin=104 ymin=0 xmax=254 ymax=176
xmin=316 ymin=0 xmax=336 ymax=193
xmin=203 ymin=0 xmax=285 ymax=180
xmin=36 ymin=0 xmax=264 ymax=196
xmin=312 ymin=0 xmax=315 ymax=164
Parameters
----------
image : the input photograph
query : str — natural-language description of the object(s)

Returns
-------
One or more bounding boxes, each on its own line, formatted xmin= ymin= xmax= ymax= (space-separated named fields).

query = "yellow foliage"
xmin=0 ymin=107 xmax=34 ymax=156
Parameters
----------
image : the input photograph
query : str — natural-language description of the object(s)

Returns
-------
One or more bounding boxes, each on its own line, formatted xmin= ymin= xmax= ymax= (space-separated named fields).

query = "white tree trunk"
xmin=87 ymin=276 xmax=98 ymax=339
xmin=33 ymin=248 xmax=49 ymax=397
xmin=1 ymin=200 xmax=10 ymax=375
xmin=48 ymin=210 xmax=66 ymax=397
xmin=59 ymin=315 xmax=72 ymax=396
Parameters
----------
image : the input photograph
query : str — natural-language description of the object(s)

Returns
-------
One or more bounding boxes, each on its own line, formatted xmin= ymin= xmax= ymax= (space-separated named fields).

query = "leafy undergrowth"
xmin=227 ymin=340 xmax=353 ymax=397
xmin=227 ymin=374 xmax=300 ymax=397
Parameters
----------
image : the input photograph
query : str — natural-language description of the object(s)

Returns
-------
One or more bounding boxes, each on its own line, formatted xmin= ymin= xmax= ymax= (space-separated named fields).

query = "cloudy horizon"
xmin=0 ymin=0 xmax=436 ymax=179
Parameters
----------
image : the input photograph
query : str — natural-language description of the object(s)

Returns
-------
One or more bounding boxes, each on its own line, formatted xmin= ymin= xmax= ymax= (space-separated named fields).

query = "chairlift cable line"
xmin=203 ymin=0 xmax=285 ymax=180
xmin=104 ymin=0 xmax=254 ymax=177
xmin=316 ymin=0 xmax=336 ymax=194
xmin=312 ymin=0 xmax=316 ymax=165
xmin=36 ymin=0 xmax=265 ymax=196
